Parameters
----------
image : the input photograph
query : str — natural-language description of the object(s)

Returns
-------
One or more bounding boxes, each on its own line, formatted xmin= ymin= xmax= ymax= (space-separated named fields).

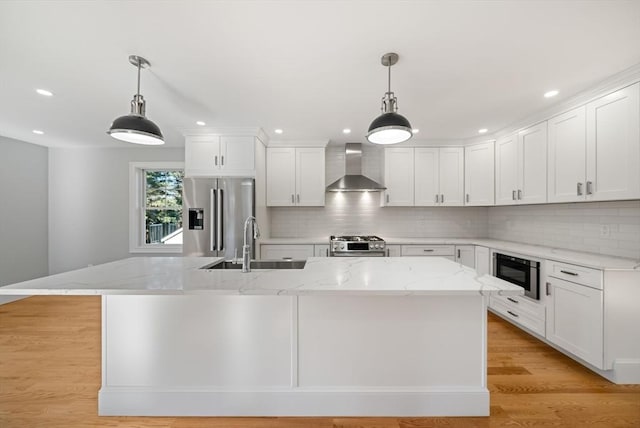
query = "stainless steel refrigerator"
xmin=183 ymin=177 xmax=255 ymax=259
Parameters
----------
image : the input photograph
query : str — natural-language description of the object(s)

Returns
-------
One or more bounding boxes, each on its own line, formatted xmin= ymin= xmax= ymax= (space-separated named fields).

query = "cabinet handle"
xmin=296 ymin=194 xmax=300 ymax=203
xmin=441 ymin=194 xmax=445 ymax=203
xmin=577 ymin=182 xmax=583 ymax=196
xmin=466 ymin=194 xmax=469 ymax=203
xmin=423 ymin=249 xmax=434 ymax=252
xmin=517 ymin=189 xmax=522 ymax=200
xmin=326 ymin=248 xmax=328 ymax=257
xmin=291 ymin=194 xmax=295 ymax=204
xmin=560 ymin=270 xmax=578 ymax=276
xmin=282 ymin=257 xmax=292 ymax=260
xmin=214 ymin=155 xmax=218 ymax=166
xmin=457 ymin=249 xmax=461 ymax=259
xmin=586 ymin=181 xmax=593 ymax=195
xmin=507 ymin=297 xmax=519 ymax=304
xmin=221 ymin=155 xmax=224 ymax=166
xmin=435 ymin=194 xmax=439 ymax=203
xmin=512 ymin=190 xmax=516 ymax=200
xmin=386 ymin=194 xmax=390 ymax=204
xmin=546 ymin=282 xmax=551 ymax=296
xmin=507 ymin=310 xmax=519 ymax=318
xmin=386 ymin=248 xmax=390 ymax=257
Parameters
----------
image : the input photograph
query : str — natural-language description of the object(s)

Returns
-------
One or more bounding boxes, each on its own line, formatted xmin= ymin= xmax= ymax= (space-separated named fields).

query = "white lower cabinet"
xmin=489 ymin=294 xmax=546 ymax=337
xmin=401 ymin=245 xmax=455 ymax=261
xmin=314 ymin=245 xmax=330 ymax=257
xmin=546 ymin=275 xmax=604 ymax=369
xmin=260 ymin=244 xmax=315 ymax=260
xmin=454 ymin=245 xmax=475 ymax=268
xmin=474 ymin=246 xmax=490 ymax=276
xmin=386 ymin=245 xmax=401 ymax=257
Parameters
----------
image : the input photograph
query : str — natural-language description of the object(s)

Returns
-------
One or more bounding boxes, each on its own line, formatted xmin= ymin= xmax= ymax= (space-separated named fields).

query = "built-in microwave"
xmin=493 ymin=252 xmax=540 ymax=300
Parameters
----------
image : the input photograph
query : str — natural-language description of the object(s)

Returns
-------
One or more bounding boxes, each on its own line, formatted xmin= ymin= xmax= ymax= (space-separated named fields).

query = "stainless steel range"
xmin=329 ymin=235 xmax=386 ymax=257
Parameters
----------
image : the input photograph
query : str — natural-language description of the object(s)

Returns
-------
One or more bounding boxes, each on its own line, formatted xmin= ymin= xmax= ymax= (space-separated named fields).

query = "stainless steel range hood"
xmin=326 ymin=143 xmax=386 ymax=192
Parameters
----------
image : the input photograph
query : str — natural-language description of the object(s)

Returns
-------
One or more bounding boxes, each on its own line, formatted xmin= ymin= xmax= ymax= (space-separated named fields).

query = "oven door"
xmin=494 ymin=253 xmax=539 ymax=299
xmin=330 ymin=251 xmax=386 ymax=257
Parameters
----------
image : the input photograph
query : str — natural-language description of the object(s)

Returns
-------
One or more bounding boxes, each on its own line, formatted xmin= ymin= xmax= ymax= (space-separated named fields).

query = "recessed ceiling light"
xmin=544 ymin=90 xmax=559 ymax=98
xmin=478 ymin=128 xmax=488 ymax=134
xmin=32 ymin=130 xmax=44 ymax=135
xmin=343 ymin=128 xmax=351 ymax=134
xmin=36 ymin=88 xmax=53 ymax=97
xmin=412 ymin=129 xmax=419 ymax=133
xmin=196 ymin=121 xmax=206 ymax=126
xmin=274 ymin=129 xmax=283 ymax=134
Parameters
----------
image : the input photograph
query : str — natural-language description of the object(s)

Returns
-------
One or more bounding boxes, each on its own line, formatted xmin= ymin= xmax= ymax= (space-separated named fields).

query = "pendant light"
xmin=366 ymin=52 xmax=413 ymax=145
xmin=107 ymin=55 xmax=164 ymax=145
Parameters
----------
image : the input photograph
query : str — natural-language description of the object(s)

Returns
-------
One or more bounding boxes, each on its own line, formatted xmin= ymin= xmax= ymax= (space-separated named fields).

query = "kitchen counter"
xmin=0 ymin=256 xmax=522 ymax=296
xmin=261 ymin=237 xmax=640 ymax=270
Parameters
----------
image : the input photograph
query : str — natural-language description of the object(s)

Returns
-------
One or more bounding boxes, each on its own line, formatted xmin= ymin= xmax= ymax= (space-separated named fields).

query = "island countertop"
xmin=0 ymin=256 xmax=523 ymax=297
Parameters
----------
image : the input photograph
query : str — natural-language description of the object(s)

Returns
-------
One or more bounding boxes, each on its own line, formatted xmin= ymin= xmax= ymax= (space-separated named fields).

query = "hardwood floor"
xmin=0 ymin=296 xmax=638 ymax=427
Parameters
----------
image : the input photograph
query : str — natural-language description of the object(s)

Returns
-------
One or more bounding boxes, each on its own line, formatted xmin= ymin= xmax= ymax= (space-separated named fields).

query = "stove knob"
xmin=374 ymin=244 xmax=380 ymax=249
xmin=340 ymin=244 xmax=345 ymax=250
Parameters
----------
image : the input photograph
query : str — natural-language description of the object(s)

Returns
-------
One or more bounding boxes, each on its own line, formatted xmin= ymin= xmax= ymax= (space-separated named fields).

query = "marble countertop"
xmin=0 ymin=256 xmax=523 ymax=297
xmin=260 ymin=237 xmax=639 ymax=270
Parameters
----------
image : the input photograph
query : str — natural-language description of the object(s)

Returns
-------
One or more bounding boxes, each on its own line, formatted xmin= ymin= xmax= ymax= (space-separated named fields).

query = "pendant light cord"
xmin=136 ymin=61 xmax=141 ymax=98
xmin=387 ymin=62 xmax=391 ymax=95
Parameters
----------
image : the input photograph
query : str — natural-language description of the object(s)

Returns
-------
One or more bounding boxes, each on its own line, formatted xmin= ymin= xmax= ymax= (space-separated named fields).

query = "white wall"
xmin=488 ymin=201 xmax=640 ymax=260
xmin=48 ymin=147 xmax=184 ymax=274
xmin=0 ymin=137 xmax=48 ymax=304
xmin=270 ymin=144 xmax=488 ymax=238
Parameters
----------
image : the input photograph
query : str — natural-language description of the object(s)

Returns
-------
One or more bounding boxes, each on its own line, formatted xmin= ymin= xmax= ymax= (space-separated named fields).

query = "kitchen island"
xmin=0 ymin=256 xmax=522 ymax=417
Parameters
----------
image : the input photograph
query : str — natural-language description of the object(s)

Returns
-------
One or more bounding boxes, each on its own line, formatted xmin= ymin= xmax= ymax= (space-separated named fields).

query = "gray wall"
xmin=48 ymin=147 xmax=184 ymax=274
xmin=0 ymin=137 xmax=48 ymax=304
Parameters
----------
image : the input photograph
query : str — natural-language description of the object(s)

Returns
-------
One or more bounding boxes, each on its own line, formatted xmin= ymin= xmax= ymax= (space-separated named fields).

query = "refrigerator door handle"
xmin=209 ymin=188 xmax=216 ymax=252
xmin=216 ymin=188 xmax=224 ymax=251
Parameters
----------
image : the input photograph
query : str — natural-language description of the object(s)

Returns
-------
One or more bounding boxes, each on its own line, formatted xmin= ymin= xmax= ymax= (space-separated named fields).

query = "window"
xmin=129 ymin=162 xmax=185 ymax=253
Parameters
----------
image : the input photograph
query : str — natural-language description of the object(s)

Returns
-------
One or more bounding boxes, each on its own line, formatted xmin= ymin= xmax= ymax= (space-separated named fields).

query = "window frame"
xmin=129 ymin=161 xmax=185 ymax=254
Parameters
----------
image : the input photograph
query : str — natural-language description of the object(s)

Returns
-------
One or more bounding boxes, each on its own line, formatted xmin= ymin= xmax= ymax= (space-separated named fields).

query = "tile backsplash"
xmin=488 ymin=200 xmax=640 ymax=260
xmin=270 ymin=144 xmax=640 ymax=260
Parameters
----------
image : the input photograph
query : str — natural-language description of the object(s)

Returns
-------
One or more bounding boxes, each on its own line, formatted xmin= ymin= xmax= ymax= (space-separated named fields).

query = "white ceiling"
xmin=1 ymin=1 xmax=639 ymax=148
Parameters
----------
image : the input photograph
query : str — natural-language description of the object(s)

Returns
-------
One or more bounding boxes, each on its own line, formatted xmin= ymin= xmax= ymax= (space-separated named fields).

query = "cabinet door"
xmin=464 ymin=142 xmax=495 ymax=206
xmin=455 ymin=245 xmax=475 ymax=268
xmin=414 ymin=148 xmax=439 ymax=206
xmin=439 ymin=147 xmax=464 ymax=206
xmin=518 ymin=122 xmax=548 ymax=204
xmin=384 ymin=148 xmax=414 ymax=206
xmin=219 ymin=136 xmax=255 ymax=175
xmin=548 ymin=107 xmax=587 ymax=202
xmin=296 ymin=148 xmax=325 ymax=206
xmin=546 ymin=277 xmax=603 ymax=368
xmin=314 ymin=244 xmax=330 ymax=257
xmin=474 ymin=246 xmax=490 ymax=276
xmin=386 ymin=245 xmax=402 ymax=257
xmin=495 ymin=134 xmax=518 ymax=205
xmin=185 ymin=136 xmax=219 ymax=177
xmin=260 ymin=244 xmax=314 ymax=260
xmin=586 ymin=83 xmax=640 ymax=201
xmin=266 ymin=148 xmax=296 ymax=206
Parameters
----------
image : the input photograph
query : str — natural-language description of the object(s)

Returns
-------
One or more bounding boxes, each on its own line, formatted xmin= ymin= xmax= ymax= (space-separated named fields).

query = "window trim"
xmin=129 ymin=161 xmax=185 ymax=254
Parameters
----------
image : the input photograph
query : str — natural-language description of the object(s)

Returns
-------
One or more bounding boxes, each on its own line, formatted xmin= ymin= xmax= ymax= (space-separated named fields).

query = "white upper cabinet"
xmin=497 ymin=123 xmax=548 ymax=205
xmin=495 ymin=133 xmax=518 ymax=205
xmin=266 ymin=147 xmax=325 ymax=207
xmin=414 ymin=147 xmax=464 ymax=206
xmin=549 ymin=82 xmax=640 ymax=203
xmin=548 ymin=106 xmax=588 ymax=203
xmin=586 ymin=82 xmax=640 ymax=201
xmin=464 ymin=142 xmax=495 ymax=206
xmin=185 ymin=135 xmax=255 ymax=177
xmin=518 ymin=122 xmax=548 ymax=204
xmin=384 ymin=147 xmax=414 ymax=206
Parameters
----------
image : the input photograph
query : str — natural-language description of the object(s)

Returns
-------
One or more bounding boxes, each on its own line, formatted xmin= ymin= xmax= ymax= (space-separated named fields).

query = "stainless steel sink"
xmin=202 ymin=260 xmax=307 ymax=270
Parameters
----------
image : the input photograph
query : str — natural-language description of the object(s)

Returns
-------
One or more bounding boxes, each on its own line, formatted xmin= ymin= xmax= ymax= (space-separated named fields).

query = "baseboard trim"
xmin=98 ymin=387 xmax=489 ymax=417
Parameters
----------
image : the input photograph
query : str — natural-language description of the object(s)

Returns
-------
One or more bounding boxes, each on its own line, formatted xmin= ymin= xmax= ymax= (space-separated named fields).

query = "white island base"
xmin=100 ymin=294 xmax=489 ymax=416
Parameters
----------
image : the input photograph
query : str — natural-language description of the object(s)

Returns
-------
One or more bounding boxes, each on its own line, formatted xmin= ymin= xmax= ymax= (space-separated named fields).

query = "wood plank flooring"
xmin=0 ymin=296 xmax=638 ymax=427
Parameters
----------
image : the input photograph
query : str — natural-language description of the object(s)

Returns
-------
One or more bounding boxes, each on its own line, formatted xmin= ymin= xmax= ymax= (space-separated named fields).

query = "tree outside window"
xmin=144 ymin=170 xmax=184 ymax=244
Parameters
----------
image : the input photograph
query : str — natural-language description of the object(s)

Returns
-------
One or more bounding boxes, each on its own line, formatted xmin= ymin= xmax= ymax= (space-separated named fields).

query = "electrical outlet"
xmin=600 ymin=225 xmax=610 ymax=237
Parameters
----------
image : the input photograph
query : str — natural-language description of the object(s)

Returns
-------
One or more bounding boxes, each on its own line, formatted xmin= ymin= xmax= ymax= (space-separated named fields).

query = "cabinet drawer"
xmin=490 ymin=297 xmax=545 ymax=337
xmin=547 ymin=260 xmax=603 ymax=290
xmin=401 ymin=245 xmax=455 ymax=256
xmin=260 ymin=245 xmax=314 ymax=260
xmin=491 ymin=294 xmax=545 ymax=320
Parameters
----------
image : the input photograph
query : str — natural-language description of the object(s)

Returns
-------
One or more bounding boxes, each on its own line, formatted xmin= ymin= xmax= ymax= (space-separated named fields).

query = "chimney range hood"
xmin=326 ymin=143 xmax=386 ymax=192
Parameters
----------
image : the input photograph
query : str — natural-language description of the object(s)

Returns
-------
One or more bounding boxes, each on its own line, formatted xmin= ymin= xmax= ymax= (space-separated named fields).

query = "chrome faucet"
xmin=242 ymin=216 xmax=261 ymax=272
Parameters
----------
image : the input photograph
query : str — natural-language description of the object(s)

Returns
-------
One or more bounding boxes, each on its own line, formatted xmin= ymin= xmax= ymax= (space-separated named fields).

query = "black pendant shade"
xmin=108 ymin=114 xmax=164 ymax=145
